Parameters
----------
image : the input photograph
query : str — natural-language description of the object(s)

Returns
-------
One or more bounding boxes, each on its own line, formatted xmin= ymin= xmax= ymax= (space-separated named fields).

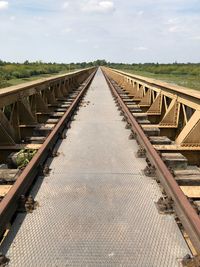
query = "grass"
xmin=119 ymin=69 xmax=200 ymax=91
xmin=2 ymin=70 xmax=78 ymax=88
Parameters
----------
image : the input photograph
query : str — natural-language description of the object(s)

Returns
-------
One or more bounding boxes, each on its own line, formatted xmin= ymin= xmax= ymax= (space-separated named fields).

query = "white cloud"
xmin=191 ymin=36 xmax=200 ymax=40
xmin=61 ymin=27 xmax=72 ymax=34
xmin=166 ymin=18 xmax=179 ymax=25
xmin=134 ymin=46 xmax=148 ymax=51
xmin=168 ymin=26 xmax=179 ymax=32
xmin=0 ymin=1 xmax=8 ymax=10
xmin=81 ymin=0 xmax=115 ymax=13
xmin=168 ymin=25 xmax=185 ymax=33
xmin=10 ymin=16 xmax=15 ymax=21
xmin=63 ymin=2 xmax=69 ymax=9
xmin=77 ymin=38 xmax=88 ymax=43
xmin=137 ymin=10 xmax=144 ymax=16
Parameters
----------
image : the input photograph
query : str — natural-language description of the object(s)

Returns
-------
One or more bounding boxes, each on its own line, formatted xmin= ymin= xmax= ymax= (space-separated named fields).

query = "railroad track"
xmin=0 ymin=66 xmax=200 ymax=266
xmin=102 ymin=67 xmax=200 ymax=266
xmin=0 ymin=67 xmax=97 ymax=256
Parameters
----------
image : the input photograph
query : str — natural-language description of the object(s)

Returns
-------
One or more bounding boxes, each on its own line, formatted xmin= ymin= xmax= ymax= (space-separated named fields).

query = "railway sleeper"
xmin=25 ymin=136 xmax=46 ymax=144
xmin=50 ymin=112 xmax=65 ymax=118
xmin=132 ymin=113 xmax=148 ymax=121
xmin=120 ymin=95 xmax=132 ymax=99
xmin=56 ymin=97 xmax=69 ymax=101
xmin=129 ymin=107 xmax=142 ymax=113
xmin=47 ymin=103 xmax=62 ymax=110
xmin=181 ymin=186 xmax=200 ymax=200
xmin=142 ymin=126 xmax=160 ymax=136
xmin=174 ymin=167 xmax=200 ymax=186
xmin=149 ymin=136 xmax=172 ymax=145
xmin=161 ymin=152 xmax=188 ymax=170
xmin=121 ymin=99 xmax=135 ymax=105
xmin=60 ymin=104 xmax=71 ymax=108
xmin=0 ymin=169 xmax=21 ymax=184
xmin=33 ymin=125 xmax=53 ymax=137
xmin=36 ymin=113 xmax=52 ymax=123
xmin=0 ymin=185 xmax=12 ymax=202
xmin=46 ymin=118 xmax=60 ymax=124
xmin=137 ymin=119 xmax=151 ymax=124
xmin=127 ymin=104 xmax=139 ymax=108
xmin=55 ymin=108 xmax=68 ymax=112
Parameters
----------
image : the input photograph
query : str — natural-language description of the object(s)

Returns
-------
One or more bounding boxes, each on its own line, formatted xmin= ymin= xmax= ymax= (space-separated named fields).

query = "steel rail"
xmin=0 ymin=69 xmax=97 ymax=238
xmin=103 ymin=69 xmax=200 ymax=254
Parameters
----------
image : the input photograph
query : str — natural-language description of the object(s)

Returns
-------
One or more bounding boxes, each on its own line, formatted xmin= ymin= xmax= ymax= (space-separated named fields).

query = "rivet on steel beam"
xmin=129 ymin=132 xmax=136 ymax=140
xmin=70 ymin=115 xmax=75 ymax=121
xmin=39 ymin=163 xmax=50 ymax=176
xmin=52 ymin=148 xmax=59 ymax=158
xmin=18 ymin=195 xmax=38 ymax=213
xmin=155 ymin=196 xmax=174 ymax=215
xmin=144 ymin=164 xmax=156 ymax=177
xmin=181 ymin=254 xmax=200 ymax=267
xmin=0 ymin=252 xmax=9 ymax=266
xmin=67 ymin=122 xmax=71 ymax=129
xmin=125 ymin=123 xmax=131 ymax=129
xmin=43 ymin=164 xmax=50 ymax=176
xmin=61 ymin=129 xmax=67 ymax=139
xmin=136 ymin=146 xmax=146 ymax=158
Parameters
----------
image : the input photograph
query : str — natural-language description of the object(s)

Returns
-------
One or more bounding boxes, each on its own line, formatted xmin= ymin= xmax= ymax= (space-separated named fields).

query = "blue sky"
xmin=0 ymin=0 xmax=200 ymax=63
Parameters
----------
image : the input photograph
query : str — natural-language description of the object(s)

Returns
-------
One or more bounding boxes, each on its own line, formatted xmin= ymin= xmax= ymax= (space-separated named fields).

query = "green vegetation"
xmin=15 ymin=149 xmax=37 ymax=169
xmin=0 ymin=60 xmax=200 ymax=90
xmin=0 ymin=60 xmax=100 ymax=89
xmin=107 ymin=63 xmax=200 ymax=90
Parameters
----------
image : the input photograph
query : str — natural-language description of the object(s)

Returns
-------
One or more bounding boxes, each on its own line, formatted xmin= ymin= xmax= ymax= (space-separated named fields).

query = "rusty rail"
xmin=103 ymin=69 xmax=200 ymax=254
xmin=0 ymin=69 xmax=97 ymax=238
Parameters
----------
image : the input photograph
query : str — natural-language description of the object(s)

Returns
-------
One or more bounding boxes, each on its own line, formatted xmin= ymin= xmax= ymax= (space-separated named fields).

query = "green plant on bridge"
xmin=16 ymin=149 xmax=37 ymax=169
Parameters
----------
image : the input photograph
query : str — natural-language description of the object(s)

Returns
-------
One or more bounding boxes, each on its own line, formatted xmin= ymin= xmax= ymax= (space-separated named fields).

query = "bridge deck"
xmin=1 ymin=70 xmax=189 ymax=266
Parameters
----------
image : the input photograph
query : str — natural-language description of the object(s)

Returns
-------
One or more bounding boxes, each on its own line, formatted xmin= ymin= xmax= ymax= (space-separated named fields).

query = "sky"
xmin=0 ymin=0 xmax=200 ymax=63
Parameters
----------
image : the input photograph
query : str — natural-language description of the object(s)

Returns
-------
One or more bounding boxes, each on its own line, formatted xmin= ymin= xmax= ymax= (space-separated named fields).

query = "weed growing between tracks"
xmin=9 ymin=149 xmax=37 ymax=169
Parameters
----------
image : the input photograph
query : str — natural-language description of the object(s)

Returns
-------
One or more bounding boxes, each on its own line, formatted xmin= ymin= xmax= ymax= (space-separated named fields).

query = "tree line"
xmin=0 ymin=59 xmax=199 ymax=88
xmin=107 ymin=62 xmax=200 ymax=76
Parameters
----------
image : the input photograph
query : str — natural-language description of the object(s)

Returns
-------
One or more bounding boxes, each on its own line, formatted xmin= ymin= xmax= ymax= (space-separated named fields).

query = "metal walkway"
xmin=1 ymin=69 xmax=189 ymax=266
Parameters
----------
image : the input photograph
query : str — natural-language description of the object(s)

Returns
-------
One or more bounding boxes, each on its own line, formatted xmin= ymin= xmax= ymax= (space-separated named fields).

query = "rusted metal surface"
xmin=0 ymin=68 xmax=95 ymax=147
xmin=0 ymin=69 xmax=96 ymax=238
xmin=104 ymin=68 xmax=200 ymax=156
xmin=103 ymin=69 xmax=200 ymax=254
xmin=0 ymin=69 xmax=189 ymax=266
